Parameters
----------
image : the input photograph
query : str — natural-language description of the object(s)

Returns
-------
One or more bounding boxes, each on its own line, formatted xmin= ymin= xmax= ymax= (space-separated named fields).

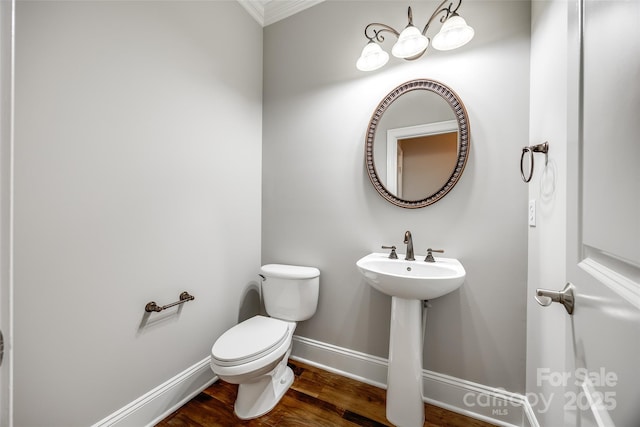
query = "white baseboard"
xmin=292 ymin=335 xmax=537 ymax=427
xmin=91 ymin=357 xmax=217 ymax=427
xmin=92 ymin=337 xmax=541 ymax=427
xmin=291 ymin=334 xmax=389 ymax=389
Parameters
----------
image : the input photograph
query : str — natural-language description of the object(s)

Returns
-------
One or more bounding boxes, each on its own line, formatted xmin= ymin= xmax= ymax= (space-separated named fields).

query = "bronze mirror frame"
xmin=365 ymin=79 xmax=470 ymax=208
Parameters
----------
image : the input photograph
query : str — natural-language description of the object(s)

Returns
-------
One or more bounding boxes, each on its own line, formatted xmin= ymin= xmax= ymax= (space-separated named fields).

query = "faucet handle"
xmin=382 ymin=245 xmax=398 ymax=259
xmin=424 ymin=248 xmax=444 ymax=262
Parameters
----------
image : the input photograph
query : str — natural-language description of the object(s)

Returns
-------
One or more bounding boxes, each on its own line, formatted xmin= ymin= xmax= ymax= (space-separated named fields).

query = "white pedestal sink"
xmin=356 ymin=253 xmax=466 ymax=427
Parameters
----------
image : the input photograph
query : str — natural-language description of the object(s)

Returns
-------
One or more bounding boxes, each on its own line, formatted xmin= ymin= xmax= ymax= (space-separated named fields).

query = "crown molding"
xmin=237 ymin=0 xmax=325 ymax=27
xmin=264 ymin=0 xmax=325 ymax=26
xmin=237 ymin=1 xmax=266 ymax=27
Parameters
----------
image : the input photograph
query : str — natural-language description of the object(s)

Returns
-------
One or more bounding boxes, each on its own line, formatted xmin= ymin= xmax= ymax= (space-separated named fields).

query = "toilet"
xmin=210 ymin=264 xmax=320 ymax=420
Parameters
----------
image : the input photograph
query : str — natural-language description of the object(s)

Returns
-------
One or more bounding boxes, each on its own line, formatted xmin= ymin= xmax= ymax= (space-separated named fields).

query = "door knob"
xmin=535 ymin=282 xmax=575 ymax=315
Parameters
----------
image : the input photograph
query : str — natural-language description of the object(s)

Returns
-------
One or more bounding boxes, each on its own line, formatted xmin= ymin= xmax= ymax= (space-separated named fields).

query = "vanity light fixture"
xmin=356 ymin=0 xmax=474 ymax=71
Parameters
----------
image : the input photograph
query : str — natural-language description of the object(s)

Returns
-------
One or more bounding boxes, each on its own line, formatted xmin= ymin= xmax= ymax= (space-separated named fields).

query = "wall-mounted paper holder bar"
xmin=520 ymin=141 xmax=549 ymax=183
xmin=145 ymin=291 xmax=194 ymax=313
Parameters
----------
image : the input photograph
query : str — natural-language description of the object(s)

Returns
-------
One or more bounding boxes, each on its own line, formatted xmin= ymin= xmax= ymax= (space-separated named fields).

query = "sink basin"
xmin=356 ymin=252 xmax=465 ymax=300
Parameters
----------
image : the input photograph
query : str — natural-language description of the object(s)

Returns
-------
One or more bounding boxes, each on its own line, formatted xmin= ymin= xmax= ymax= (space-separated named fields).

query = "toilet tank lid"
xmin=261 ymin=264 xmax=320 ymax=279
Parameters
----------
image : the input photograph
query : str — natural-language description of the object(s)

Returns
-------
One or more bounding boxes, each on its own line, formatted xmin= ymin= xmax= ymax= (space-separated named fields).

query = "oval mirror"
xmin=365 ymin=79 xmax=470 ymax=208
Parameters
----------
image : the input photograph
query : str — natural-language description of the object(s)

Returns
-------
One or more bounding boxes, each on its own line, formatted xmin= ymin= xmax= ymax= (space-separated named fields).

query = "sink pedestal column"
xmin=386 ymin=297 xmax=424 ymax=427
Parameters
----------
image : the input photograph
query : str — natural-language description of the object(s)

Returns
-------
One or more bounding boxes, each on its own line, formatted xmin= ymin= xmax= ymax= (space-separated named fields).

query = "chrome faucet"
xmin=404 ymin=231 xmax=415 ymax=261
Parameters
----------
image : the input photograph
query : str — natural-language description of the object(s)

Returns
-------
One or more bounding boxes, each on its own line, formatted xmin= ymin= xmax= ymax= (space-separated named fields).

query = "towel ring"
xmin=520 ymin=142 xmax=549 ymax=183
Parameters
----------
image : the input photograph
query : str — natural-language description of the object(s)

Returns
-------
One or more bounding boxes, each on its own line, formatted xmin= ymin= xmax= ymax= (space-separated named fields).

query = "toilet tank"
xmin=260 ymin=264 xmax=320 ymax=321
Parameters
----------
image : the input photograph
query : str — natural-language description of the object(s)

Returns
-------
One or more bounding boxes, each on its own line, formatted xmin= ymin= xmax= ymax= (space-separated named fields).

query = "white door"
xmin=555 ymin=0 xmax=640 ymax=425
xmin=0 ymin=0 xmax=13 ymax=425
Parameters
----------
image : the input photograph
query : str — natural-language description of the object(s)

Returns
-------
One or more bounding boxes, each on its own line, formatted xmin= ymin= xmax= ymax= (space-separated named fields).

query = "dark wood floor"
xmin=157 ymin=359 xmax=497 ymax=427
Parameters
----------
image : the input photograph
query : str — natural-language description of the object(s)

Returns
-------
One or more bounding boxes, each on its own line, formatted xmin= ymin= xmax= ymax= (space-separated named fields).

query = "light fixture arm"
xmin=356 ymin=0 xmax=473 ymax=71
xmin=420 ymin=0 xmax=462 ymax=35
xmin=364 ymin=0 xmax=464 ymax=43
xmin=363 ymin=22 xmax=400 ymax=43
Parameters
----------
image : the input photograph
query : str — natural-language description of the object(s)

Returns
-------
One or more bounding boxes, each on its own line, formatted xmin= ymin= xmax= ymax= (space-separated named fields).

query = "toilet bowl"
xmin=210 ymin=264 xmax=320 ymax=420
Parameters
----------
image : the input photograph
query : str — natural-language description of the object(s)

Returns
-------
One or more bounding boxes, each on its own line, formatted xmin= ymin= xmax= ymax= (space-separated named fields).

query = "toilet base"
xmin=234 ymin=362 xmax=294 ymax=420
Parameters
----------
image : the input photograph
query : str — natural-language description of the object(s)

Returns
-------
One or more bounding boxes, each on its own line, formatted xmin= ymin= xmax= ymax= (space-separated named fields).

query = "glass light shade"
xmin=356 ymin=42 xmax=389 ymax=71
xmin=391 ymin=25 xmax=429 ymax=59
xmin=432 ymin=15 xmax=474 ymax=51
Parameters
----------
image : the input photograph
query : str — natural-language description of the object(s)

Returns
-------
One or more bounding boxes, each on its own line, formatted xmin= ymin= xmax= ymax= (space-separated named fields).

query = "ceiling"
xmin=237 ymin=0 xmax=325 ymax=27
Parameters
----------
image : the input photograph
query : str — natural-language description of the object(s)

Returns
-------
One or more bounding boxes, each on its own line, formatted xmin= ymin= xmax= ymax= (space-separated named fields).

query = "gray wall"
xmin=263 ymin=0 xmax=530 ymax=393
xmin=526 ymin=0 xmax=568 ymax=424
xmin=13 ymin=1 xmax=262 ymax=425
xmin=0 ymin=0 xmax=13 ymax=425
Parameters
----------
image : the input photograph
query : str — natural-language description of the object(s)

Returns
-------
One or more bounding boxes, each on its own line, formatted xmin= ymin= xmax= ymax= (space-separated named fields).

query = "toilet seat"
xmin=211 ymin=316 xmax=289 ymax=367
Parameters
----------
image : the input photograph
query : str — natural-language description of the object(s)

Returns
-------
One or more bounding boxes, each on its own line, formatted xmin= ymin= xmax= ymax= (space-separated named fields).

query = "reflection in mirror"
xmin=387 ymin=122 xmax=458 ymax=199
xmin=365 ymin=79 xmax=470 ymax=208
